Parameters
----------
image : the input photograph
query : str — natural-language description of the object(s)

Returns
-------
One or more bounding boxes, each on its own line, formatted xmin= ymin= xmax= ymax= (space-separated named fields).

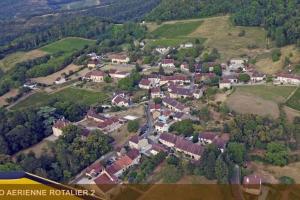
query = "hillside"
xmin=146 ymin=0 xmax=300 ymax=47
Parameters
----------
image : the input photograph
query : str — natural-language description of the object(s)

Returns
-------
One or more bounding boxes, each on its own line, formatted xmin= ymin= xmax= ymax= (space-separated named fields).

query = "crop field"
xmin=0 ymin=50 xmax=47 ymax=72
xmin=152 ymin=21 xmax=203 ymax=38
xmin=148 ymin=20 xmax=204 ymax=47
xmin=13 ymin=87 xmax=108 ymax=110
xmin=226 ymin=85 xmax=296 ymax=118
xmin=286 ymin=88 xmax=300 ymax=111
xmin=60 ymin=0 xmax=101 ymax=10
xmin=40 ymin=37 xmax=95 ymax=54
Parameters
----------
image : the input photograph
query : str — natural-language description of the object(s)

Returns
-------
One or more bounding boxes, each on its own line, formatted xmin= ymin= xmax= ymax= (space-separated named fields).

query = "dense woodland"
xmin=146 ymin=0 xmax=300 ymax=47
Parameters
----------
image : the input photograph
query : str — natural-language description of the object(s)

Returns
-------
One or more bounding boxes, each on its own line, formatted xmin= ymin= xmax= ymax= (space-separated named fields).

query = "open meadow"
xmin=147 ymin=16 xmax=268 ymax=61
xmin=0 ymin=50 xmax=47 ymax=72
xmin=226 ymin=85 xmax=296 ymax=118
xmin=286 ymin=88 xmax=300 ymax=111
xmin=13 ymin=87 xmax=108 ymax=110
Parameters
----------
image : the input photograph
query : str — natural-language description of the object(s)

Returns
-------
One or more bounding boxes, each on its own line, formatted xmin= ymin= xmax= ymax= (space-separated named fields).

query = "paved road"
xmin=144 ymin=103 xmax=154 ymax=138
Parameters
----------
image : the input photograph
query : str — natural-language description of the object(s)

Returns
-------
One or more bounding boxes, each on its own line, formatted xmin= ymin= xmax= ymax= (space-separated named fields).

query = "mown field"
xmin=148 ymin=21 xmax=204 ymax=47
xmin=226 ymin=85 xmax=296 ymax=118
xmin=13 ymin=87 xmax=108 ymax=110
xmin=0 ymin=50 xmax=47 ymax=72
xmin=286 ymin=88 xmax=300 ymax=111
xmin=147 ymin=16 xmax=267 ymax=61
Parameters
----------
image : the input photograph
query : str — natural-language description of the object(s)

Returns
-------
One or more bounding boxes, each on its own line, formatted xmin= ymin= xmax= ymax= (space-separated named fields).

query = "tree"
xmin=279 ymin=176 xmax=295 ymax=184
xmin=265 ymin=142 xmax=288 ymax=166
xmin=162 ymin=165 xmax=183 ymax=183
xmin=104 ymin=76 xmax=113 ymax=83
xmin=271 ymin=49 xmax=281 ymax=62
xmin=169 ymin=119 xmax=195 ymax=137
xmin=215 ymin=156 xmax=229 ymax=183
xmin=192 ymin=133 xmax=199 ymax=143
xmin=199 ymin=144 xmax=221 ymax=180
xmin=127 ymin=120 xmax=140 ymax=132
xmin=213 ymin=65 xmax=222 ymax=76
xmin=227 ymin=142 xmax=246 ymax=164
xmin=238 ymin=73 xmax=250 ymax=83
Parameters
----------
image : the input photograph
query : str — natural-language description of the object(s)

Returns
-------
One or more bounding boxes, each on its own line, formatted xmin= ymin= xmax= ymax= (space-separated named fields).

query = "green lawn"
xmin=149 ymin=21 xmax=204 ymax=47
xmin=40 ymin=37 xmax=95 ymax=54
xmin=152 ymin=21 xmax=203 ymax=38
xmin=13 ymin=87 xmax=108 ymax=110
xmin=286 ymin=88 xmax=300 ymax=111
xmin=235 ymin=85 xmax=296 ymax=103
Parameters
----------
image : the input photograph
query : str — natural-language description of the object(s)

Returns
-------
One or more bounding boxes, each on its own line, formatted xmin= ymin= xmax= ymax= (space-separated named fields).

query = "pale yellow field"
xmin=31 ymin=64 xmax=81 ymax=85
xmin=0 ymin=89 xmax=19 ymax=107
xmin=256 ymin=45 xmax=300 ymax=74
xmin=0 ymin=50 xmax=47 ymax=72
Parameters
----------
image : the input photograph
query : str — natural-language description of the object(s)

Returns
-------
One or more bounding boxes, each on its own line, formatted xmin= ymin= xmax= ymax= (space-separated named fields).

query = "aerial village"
xmin=43 ymin=41 xmax=300 ymax=199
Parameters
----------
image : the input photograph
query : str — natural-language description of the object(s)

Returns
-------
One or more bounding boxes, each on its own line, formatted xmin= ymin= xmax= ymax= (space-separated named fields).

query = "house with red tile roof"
xmin=108 ymin=69 xmax=130 ymax=79
xmin=212 ymin=133 xmax=230 ymax=153
xmin=111 ymin=93 xmax=130 ymax=107
xmin=161 ymin=59 xmax=175 ymax=68
xmin=86 ymin=162 xmax=104 ymax=178
xmin=106 ymin=150 xmax=140 ymax=177
xmin=84 ymin=70 xmax=106 ymax=82
xmin=109 ymin=53 xmax=130 ymax=64
xmin=275 ymin=73 xmax=300 ymax=85
xmin=52 ymin=118 xmax=71 ymax=137
xmin=150 ymin=87 xmax=162 ymax=99
xmin=162 ymin=97 xmax=190 ymax=114
xmin=98 ymin=117 xmax=121 ymax=133
xmin=250 ymin=71 xmax=266 ymax=83
xmin=86 ymin=109 xmax=107 ymax=122
xmin=87 ymin=59 xmax=101 ymax=68
xmin=199 ymin=132 xmax=218 ymax=144
xmin=159 ymin=132 xmax=203 ymax=160
xmin=155 ymin=121 xmax=170 ymax=133
xmin=219 ymin=79 xmax=231 ymax=89
xmin=242 ymin=174 xmax=262 ymax=195
xmin=149 ymin=143 xmax=167 ymax=156
xmin=160 ymin=75 xmax=190 ymax=86
xmin=139 ymin=79 xmax=153 ymax=90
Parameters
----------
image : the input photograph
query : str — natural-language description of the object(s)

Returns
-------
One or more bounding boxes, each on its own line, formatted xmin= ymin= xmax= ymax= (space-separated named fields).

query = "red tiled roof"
xmin=276 ymin=73 xmax=300 ymax=80
xmin=94 ymin=172 xmax=118 ymax=192
xmin=126 ymin=148 xmax=140 ymax=160
xmin=149 ymin=103 xmax=161 ymax=110
xmin=161 ymin=75 xmax=189 ymax=81
xmin=151 ymin=143 xmax=167 ymax=153
xmin=139 ymin=79 xmax=151 ymax=86
xmin=106 ymin=155 xmax=133 ymax=175
xmin=86 ymin=162 xmax=104 ymax=174
xmin=199 ymin=132 xmax=218 ymax=140
xmin=129 ymin=135 xmax=139 ymax=144
xmin=151 ymin=87 xmax=160 ymax=93
xmin=87 ymin=109 xmax=107 ymax=121
xmin=85 ymin=70 xmax=105 ymax=78
xmin=162 ymin=59 xmax=174 ymax=64
xmin=169 ymin=86 xmax=193 ymax=96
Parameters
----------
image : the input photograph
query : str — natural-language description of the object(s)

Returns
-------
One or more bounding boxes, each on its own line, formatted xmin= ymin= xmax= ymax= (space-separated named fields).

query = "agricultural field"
xmin=0 ymin=50 xmax=47 ymax=72
xmin=226 ymin=85 xmax=296 ymax=118
xmin=26 ymin=37 xmax=95 ymax=77
xmin=40 ymin=37 xmax=95 ymax=54
xmin=147 ymin=16 xmax=268 ymax=61
xmin=286 ymin=88 xmax=300 ymax=111
xmin=148 ymin=21 xmax=204 ymax=47
xmin=60 ymin=0 xmax=101 ymax=10
xmin=13 ymin=87 xmax=108 ymax=110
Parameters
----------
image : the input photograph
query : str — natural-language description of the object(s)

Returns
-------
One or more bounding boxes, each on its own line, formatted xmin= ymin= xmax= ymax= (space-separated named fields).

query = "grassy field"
xmin=152 ymin=21 xmax=203 ymax=38
xmin=0 ymin=50 xmax=47 ymax=72
xmin=226 ymin=85 xmax=296 ymax=118
xmin=286 ymin=88 xmax=300 ymax=111
xmin=13 ymin=87 xmax=108 ymax=110
xmin=60 ymin=0 xmax=100 ymax=10
xmin=40 ymin=37 xmax=95 ymax=54
xmin=234 ymin=85 xmax=296 ymax=103
xmin=148 ymin=21 xmax=204 ymax=47
xmin=147 ymin=16 xmax=267 ymax=61
xmin=255 ymin=45 xmax=300 ymax=74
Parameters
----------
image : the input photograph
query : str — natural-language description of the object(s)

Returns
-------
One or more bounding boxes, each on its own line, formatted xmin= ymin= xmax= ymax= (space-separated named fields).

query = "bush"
xmin=238 ymin=30 xmax=246 ymax=37
xmin=271 ymin=49 xmax=281 ymax=62
xmin=127 ymin=120 xmax=140 ymax=133
xmin=279 ymin=176 xmax=295 ymax=184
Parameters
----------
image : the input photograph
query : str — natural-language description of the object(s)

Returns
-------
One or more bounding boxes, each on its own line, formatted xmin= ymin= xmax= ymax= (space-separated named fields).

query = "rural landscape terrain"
xmin=0 ymin=0 xmax=300 ymax=200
